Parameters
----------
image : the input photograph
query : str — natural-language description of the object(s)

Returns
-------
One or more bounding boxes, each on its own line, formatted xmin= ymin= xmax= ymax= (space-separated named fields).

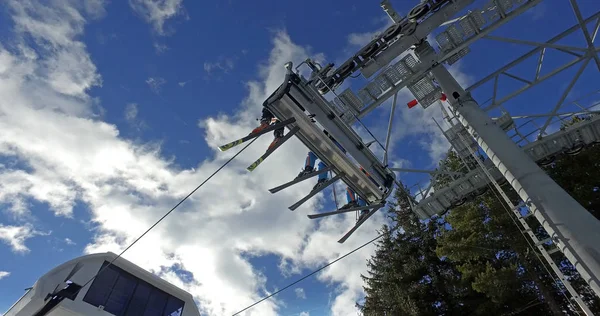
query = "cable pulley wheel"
xmin=402 ymin=21 xmax=417 ymax=36
xmin=383 ymin=24 xmax=402 ymax=42
xmin=336 ymin=61 xmax=356 ymax=78
xmin=359 ymin=42 xmax=380 ymax=60
xmin=408 ymin=2 xmax=430 ymax=22
xmin=452 ymin=198 xmax=467 ymax=207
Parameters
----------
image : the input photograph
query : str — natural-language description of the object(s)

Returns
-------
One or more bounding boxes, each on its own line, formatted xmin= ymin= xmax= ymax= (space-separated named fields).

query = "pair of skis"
xmin=216 ymin=117 xmax=384 ymax=243
xmin=218 ymin=118 xmax=297 ymax=172
xmin=268 ymin=166 xmax=385 ymax=243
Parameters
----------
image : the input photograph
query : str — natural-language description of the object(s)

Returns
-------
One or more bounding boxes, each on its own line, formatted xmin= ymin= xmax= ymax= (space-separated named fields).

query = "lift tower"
xmin=304 ymin=0 xmax=600 ymax=312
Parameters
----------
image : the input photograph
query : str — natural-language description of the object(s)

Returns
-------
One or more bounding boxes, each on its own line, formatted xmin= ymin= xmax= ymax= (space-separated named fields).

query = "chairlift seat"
xmin=263 ymin=72 xmax=395 ymax=203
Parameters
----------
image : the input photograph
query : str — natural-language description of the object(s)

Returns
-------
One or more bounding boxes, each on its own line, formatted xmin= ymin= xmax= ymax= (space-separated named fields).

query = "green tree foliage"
xmin=361 ymin=122 xmax=600 ymax=315
xmin=359 ymin=188 xmax=488 ymax=315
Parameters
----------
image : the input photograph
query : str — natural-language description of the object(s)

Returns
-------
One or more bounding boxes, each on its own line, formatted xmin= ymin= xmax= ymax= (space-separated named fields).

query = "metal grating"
xmin=420 ymin=92 xmax=442 ymax=109
xmin=383 ymin=66 xmax=403 ymax=85
xmin=408 ymin=75 xmax=442 ymax=109
xmin=358 ymin=88 xmax=375 ymax=105
xmin=436 ymin=31 xmax=454 ymax=52
xmin=328 ymin=100 xmax=343 ymax=117
xmin=446 ymin=47 xmax=470 ymax=65
xmin=471 ymin=10 xmax=486 ymax=28
xmin=498 ymin=0 xmax=513 ymax=12
xmin=335 ymin=88 xmax=364 ymax=112
xmin=374 ymin=73 xmax=393 ymax=93
xmin=460 ymin=11 xmax=486 ymax=37
xmin=483 ymin=0 xmax=502 ymax=22
xmin=340 ymin=110 xmax=357 ymax=125
xmin=365 ymin=82 xmax=383 ymax=99
xmin=446 ymin=25 xmax=465 ymax=44
xmin=446 ymin=124 xmax=478 ymax=158
xmin=408 ymin=76 xmax=436 ymax=100
xmin=393 ymin=54 xmax=418 ymax=80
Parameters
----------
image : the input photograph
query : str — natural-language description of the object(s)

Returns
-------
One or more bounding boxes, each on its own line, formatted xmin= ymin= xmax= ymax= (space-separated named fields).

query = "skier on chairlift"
xmin=297 ymin=130 xmax=370 ymax=220
xmin=249 ymin=109 xmax=372 ymax=221
xmin=249 ymin=108 xmax=284 ymax=150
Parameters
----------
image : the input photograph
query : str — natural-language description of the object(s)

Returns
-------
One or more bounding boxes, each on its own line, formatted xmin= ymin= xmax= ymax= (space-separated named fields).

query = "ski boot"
xmin=312 ymin=178 xmax=328 ymax=191
xmin=296 ymin=165 xmax=314 ymax=179
xmin=267 ymin=127 xmax=285 ymax=151
xmin=339 ymin=200 xmax=359 ymax=210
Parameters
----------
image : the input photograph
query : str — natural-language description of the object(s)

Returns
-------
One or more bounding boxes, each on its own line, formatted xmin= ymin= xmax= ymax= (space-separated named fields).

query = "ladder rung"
xmin=535 ymin=238 xmax=552 ymax=246
xmin=547 ymin=248 xmax=560 ymax=255
xmin=520 ymin=212 xmax=533 ymax=219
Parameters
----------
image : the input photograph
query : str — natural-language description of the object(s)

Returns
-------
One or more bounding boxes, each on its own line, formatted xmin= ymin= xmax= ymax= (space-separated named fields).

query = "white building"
xmin=4 ymin=252 xmax=201 ymax=316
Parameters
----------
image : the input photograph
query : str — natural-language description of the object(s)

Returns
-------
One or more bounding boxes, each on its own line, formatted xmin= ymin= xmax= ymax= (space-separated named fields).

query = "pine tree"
xmin=360 ymin=117 xmax=600 ymax=314
xmin=359 ymin=188 xmax=486 ymax=315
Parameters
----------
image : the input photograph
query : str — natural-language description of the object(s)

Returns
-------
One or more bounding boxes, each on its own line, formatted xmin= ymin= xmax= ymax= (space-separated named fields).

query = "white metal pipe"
xmin=384 ymin=93 xmax=398 ymax=166
xmin=429 ymin=61 xmax=600 ymax=299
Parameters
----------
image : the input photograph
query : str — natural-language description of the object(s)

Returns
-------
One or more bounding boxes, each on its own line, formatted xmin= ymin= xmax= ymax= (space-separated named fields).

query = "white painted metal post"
xmin=426 ymin=54 xmax=600 ymax=298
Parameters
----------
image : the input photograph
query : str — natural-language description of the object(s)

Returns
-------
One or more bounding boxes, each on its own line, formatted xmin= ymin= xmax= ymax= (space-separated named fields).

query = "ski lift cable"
xmin=231 ymin=226 xmax=397 ymax=316
xmin=70 ymin=138 xmax=259 ymax=299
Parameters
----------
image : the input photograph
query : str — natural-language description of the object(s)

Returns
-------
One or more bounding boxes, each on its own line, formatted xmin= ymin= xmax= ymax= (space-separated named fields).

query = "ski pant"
xmin=260 ymin=108 xmax=283 ymax=138
xmin=305 ymin=152 xmax=327 ymax=181
xmin=305 ymin=151 xmax=366 ymax=206
xmin=346 ymin=187 xmax=367 ymax=207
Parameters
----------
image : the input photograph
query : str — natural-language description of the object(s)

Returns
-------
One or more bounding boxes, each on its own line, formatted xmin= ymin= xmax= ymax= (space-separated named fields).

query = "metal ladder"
xmin=448 ymin=109 xmax=594 ymax=315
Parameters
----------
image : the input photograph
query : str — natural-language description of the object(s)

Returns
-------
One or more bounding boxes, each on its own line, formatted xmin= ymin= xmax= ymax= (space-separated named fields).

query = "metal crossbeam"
xmin=537 ymin=57 xmax=592 ymax=137
xmin=463 ymin=10 xmax=600 ymax=111
xmin=569 ymin=0 xmax=600 ymax=70
xmin=389 ymin=167 xmax=463 ymax=177
xmin=357 ymin=0 xmax=544 ymax=119
xmin=483 ymin=35 xmax=588 ymax=53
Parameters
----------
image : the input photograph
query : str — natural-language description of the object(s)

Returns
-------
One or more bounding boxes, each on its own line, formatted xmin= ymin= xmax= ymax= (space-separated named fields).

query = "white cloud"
xmin=203 ymin=56 xmax=236 ymax=76
xmin=294 ymin=287 xmax=306 ymax=299
xmin=0 ymin=271 xmax=10 ymax=280
xmin=153 ymin=42 xmax=169 ymax=54
xmin=146 ymin=77 xmax=166 ymax=94
xmin=0 ymin=2 xmax=474 ymax=316
xmin=0 ymin=3 xmax=385 ymax=314
xmin=0 ymin=224 xmax=47 ymax=253
xmin=299 ymin=312 xmax=310 ymax=316
xmin=347 ymin=17 xmax=393 ymax=47
xmin=178 ymin=81 xmax=188 ymax=87
xmin=65 ymin=237 xmax=76 ymax=245
xmin=129 ymin=0 xmax=185 ymax=35
xmin=125 ymin=103 xmax=138 ymax=122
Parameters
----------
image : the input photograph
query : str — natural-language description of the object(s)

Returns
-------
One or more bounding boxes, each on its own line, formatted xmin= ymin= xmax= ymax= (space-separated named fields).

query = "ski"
xmin=307 ymin=203 xmax=385 ymax=219
xmin=218 ymin=118 xmax=295 ymax=152
xmin=338 ymin=205 xmax=383 ymax=244
xmin=288 ymin=174 xmax=343 ymax=211
xmin=268 ymin=167 xmax=333 ymax=194
xmin=247 ymin=126 xmax=299 ymax=172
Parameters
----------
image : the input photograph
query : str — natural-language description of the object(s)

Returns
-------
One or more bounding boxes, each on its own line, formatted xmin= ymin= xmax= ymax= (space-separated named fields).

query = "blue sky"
xmin=0 ymin=0 xmax=599 ymax=315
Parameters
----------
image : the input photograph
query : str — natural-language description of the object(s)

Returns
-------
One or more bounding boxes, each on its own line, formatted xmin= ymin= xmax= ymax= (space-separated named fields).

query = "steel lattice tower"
xmin=311 ymin=0 xmax=600 ymax=313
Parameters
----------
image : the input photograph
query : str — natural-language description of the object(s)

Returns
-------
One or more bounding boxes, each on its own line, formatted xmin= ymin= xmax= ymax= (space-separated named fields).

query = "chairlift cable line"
xmin=69 ymin=138 xmax=259 ymax=298
xmin=231 ymin=224 xmax=399 ymax=316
